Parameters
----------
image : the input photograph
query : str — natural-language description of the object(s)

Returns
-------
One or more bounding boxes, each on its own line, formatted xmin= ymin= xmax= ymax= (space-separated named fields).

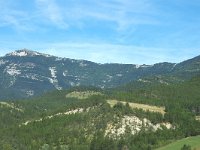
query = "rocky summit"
xmin=0 ymin=49 xmax=199 ymax=99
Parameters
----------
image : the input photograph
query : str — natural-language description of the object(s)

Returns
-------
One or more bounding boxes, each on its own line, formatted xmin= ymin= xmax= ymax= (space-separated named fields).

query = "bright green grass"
xmin=155 ymin=135 xmax=200 ymax=150
xmin=66 ymin=91 xmax=103 ymax=99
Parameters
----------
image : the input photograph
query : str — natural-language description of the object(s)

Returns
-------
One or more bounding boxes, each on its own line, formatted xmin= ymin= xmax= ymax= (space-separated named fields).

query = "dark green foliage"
xmin=1 ymin=75 xmax=200 ymax=149
xmin=90 ymin=133 xmax=117 ymax=150
xmin=181 ymin=144 xmax=192 ymax=150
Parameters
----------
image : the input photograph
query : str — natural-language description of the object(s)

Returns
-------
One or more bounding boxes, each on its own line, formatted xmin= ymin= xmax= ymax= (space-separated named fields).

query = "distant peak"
xmin=134 ymin=64 xmax=152 ymax=69
xmin=6 ymin=49 xmax=52 ymax=57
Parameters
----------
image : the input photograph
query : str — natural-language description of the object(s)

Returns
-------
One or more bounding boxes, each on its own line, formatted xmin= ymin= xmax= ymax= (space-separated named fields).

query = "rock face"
xmin=0 ymin=49 xmax=199 ymax=100
xmin=105 ymin=115 xmax=174 ymax=138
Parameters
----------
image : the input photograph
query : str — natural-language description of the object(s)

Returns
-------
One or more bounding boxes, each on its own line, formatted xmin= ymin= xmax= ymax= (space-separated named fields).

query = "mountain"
xmin=0 ymin=49 xmax=199 ymax=100
xmin=0 ymin=77 xmax=200 ymax=149
xmin=0 ymin=50 xmax=200 ymax=149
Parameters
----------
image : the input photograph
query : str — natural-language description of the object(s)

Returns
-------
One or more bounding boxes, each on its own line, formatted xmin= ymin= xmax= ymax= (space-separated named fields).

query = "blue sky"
xmin=0 ymin=0 xmax=200 ymax=64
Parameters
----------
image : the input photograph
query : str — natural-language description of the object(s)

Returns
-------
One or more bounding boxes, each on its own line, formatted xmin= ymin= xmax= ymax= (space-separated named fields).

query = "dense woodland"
xmin=0 ymin=76 xmax=200 ymax=150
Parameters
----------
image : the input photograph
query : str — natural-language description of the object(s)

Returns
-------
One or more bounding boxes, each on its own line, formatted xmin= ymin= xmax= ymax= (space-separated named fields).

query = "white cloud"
xmin=32 ymin=0 xmax=159 ymax=31
xmin=0 ymin=1 xmax=37 ymax=31
xmin=0 ymin=0 xmax=199 ymax=64
xmin=0 ymin=40 xmax=199 ymax=64
xmin=0 ymin=0 xmax=161 ymax=32
xmin=63 ymin=0 xmax=158 ymax=31
xmin=35 ymin=42 xmax=199 ymax=64
xmin=35 ymin=0 xmax=68 ymax=29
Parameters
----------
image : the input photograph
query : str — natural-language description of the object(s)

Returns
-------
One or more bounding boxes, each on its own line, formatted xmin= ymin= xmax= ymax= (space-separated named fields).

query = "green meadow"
xmin=156 ymin=136 xmax=200 ymax=150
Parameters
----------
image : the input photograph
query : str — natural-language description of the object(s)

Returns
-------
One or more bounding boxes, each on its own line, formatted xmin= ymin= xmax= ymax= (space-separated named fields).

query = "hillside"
xmin=0 ymin=76 xmax=200 ymax=149
xmin=109 ymin=76 xmax=200 ymax=115
xmin=0 ymin=49 xmax=200 ymax=100
xmin=156 ymin=135 xmax=200 ymax=150
xmin=0 ymin=50 xmax=200 ymax=149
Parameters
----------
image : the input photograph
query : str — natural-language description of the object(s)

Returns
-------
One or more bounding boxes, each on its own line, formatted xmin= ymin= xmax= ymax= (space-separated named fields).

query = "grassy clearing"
xmin=66 ymin=91 xmax=103 ymax=99
xmin=107 ymin=100 xmax=165 ymax=115
xmin=196 ymin=116 xmax=200 ymax=121
xmin=155 ymin=135 xmax=200 ymax=150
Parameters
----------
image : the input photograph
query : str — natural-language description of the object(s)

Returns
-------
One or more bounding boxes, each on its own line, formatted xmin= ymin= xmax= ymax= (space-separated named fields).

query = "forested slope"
xmin=1 ymin=77 xmax=200 ymax=149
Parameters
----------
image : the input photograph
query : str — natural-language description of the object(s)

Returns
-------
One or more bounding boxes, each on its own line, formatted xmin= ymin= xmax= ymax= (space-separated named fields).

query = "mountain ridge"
xmin=0 ymin=49 xmax=199 ymax=100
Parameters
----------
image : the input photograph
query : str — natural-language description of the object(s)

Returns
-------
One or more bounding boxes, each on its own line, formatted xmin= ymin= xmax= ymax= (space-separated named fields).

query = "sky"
xmin=0 ymin=0 xmax=200 ymax=64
